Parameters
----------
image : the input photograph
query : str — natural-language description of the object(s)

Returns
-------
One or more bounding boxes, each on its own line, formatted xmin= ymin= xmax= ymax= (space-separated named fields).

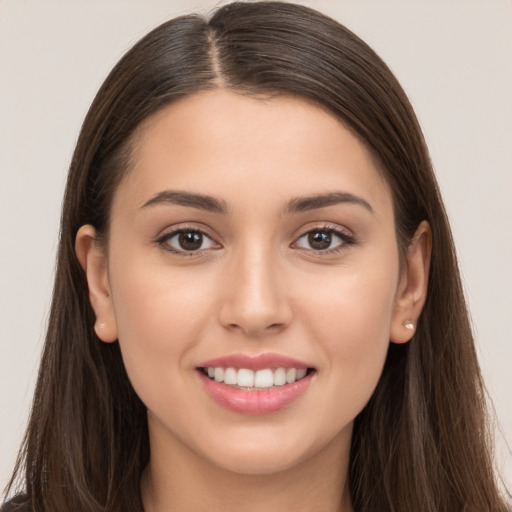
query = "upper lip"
xmin=197 ymin=353 xmax=312 ymax=371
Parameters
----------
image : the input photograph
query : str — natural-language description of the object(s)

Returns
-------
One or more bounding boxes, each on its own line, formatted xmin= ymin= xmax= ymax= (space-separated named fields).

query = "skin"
xmin=76 ymin=90 xmax=431 ymax=512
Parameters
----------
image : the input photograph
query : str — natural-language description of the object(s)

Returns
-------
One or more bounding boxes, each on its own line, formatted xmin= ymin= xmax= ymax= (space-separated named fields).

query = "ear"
xmin=75 ymin=225 xmax=118 ymax=342
xmin=390 ymin=220 xmax=432 ymax=344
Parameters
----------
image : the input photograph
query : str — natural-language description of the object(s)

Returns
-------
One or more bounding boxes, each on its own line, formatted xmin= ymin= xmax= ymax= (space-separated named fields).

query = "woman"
xmin=2 ymin=2 xmax=510 ymax=511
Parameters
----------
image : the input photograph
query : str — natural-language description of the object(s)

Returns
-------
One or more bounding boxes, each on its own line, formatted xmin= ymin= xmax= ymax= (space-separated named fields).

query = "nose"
xmin=218 ymin=244 xmax=293 ymax=337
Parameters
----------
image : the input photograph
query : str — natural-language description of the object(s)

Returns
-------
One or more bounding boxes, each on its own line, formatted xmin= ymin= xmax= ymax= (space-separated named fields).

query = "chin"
xmin=197 ymin=422 xmax=351 ymax=477
xmin=207 ymin=446 xmax=310 ymax=476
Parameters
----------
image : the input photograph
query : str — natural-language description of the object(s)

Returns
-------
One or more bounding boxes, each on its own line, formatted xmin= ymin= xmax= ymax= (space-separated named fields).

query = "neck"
xmin=141 ymin=420 xmax=354 ymax=512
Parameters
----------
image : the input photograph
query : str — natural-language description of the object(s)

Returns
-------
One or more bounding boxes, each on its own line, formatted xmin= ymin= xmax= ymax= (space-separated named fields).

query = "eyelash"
xmin=155 ymin=224 xmax=355 ymax=256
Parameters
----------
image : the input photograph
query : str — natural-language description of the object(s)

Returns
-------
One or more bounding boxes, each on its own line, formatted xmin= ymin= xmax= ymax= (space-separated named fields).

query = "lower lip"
xmin=198 ymin=371 xmax=313 ymax=415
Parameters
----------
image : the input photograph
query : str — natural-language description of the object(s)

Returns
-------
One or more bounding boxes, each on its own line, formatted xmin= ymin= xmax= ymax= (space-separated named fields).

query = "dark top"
xmin=1 ymin=495 xmax=30 ymax=512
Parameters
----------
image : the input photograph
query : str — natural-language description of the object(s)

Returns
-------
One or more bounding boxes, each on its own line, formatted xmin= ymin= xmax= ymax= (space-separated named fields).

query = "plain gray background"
xmin=1 ymin=0 xmax=511 ymax=491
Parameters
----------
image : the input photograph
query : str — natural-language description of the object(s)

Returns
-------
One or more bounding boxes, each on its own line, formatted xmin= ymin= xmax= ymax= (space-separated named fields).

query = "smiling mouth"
xmin=199 ymin=366 xmax=315 ymax=390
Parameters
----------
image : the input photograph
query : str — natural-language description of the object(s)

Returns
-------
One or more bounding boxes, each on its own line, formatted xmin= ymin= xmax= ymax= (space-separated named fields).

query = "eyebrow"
xmin=140 ymin=190 xmax=228 ymax=214
xmin=283 ymin=192 xmax=374 ymax=215
xmin=140 ymin=189 xmax=374 ymax=216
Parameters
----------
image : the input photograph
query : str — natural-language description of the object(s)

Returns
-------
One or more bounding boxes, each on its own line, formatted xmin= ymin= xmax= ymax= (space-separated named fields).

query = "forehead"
xmin=114 ymin=89 xmax=392 ymax=217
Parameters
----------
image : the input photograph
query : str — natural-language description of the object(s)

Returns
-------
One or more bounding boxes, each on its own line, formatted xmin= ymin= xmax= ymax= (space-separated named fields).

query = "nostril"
xmin=226 ymin=322 xmax=287 ymax=337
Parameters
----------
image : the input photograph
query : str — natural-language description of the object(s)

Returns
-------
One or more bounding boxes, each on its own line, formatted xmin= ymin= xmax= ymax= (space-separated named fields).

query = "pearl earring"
xmin=403 ymin=320 xmax=414 ymax=330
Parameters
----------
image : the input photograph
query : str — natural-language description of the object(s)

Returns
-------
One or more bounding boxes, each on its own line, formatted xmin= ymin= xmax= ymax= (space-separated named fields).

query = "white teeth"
xmin=254 ymin=369 xmax=274 ymax=388
xmin=214 ymin=367 xmax=224 ymax=383
xmin=296 ymin=368 xmax=307 ymax=380
xmin=273 ymin=367 xmax=287 ymax=386
xmin=205 ymin=366 xmax=309 ymax=388
xmin=237 ymin=368 xmax=255 ymax=387
xmin=224 ymin=367 xmax=237 ymax=385
xmin=286 ymin=368 xmax=297 ymax=384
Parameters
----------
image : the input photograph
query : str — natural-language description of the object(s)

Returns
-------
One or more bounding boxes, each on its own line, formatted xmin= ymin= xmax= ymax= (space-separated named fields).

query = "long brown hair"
xmin=4 ymin=2 xmax=510 ymax=511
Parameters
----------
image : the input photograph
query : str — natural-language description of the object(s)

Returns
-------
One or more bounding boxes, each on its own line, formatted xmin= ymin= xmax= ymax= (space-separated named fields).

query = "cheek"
xmin=303 ymin=259 xmax=398 ymax=413
xmin=107 ymin=254 xmax=217 ymax=401
xmin=307 ymin=260 xmax=397 ymax=340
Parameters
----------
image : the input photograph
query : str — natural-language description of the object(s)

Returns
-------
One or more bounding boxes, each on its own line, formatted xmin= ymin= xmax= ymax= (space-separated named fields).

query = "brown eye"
xmin=294 ymin=228 xmax=353 ymax=253
xmin=160 ymin=229 xmax=217 ymax=253
xmin=307 ymin=231 xmax=332 ymax=250
xmin=178 ymin=231 xmax=203 ymax=251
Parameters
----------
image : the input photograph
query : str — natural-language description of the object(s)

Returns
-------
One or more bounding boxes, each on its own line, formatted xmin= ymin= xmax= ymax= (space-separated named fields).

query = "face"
xmin=80 ymin=90 xmax=423 ymax=476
